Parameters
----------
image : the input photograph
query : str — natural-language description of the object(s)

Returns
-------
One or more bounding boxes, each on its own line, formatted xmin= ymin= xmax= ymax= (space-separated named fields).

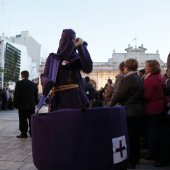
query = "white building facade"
xmin=0 ymin=34 xmax=40 ymax=87
xmin=81 ymin=45 xmax=167 ymax=90
xmin=7 ymin=31 xmax=48 ymax=72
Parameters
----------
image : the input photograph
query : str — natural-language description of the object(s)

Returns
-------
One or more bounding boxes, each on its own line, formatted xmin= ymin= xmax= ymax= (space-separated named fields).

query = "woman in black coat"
xmin=108 ymin=58 xmax=143 ymax=169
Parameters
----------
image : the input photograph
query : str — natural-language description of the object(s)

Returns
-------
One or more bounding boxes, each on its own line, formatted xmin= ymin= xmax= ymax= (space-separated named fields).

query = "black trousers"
xmin=18 ymin=109 xmax=35 ymax=135
xmin=127 ymin=116 xmax=142 ymax=165
xmin=144 ymin=114 xmax=164 ymax=157
xmin=159 ymin=117 xmax=170 ymax=162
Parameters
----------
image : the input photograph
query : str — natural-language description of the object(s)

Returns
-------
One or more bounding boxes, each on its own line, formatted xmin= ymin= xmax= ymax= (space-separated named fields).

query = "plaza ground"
xmin=0 ymin=107 xmax=170 ymax=170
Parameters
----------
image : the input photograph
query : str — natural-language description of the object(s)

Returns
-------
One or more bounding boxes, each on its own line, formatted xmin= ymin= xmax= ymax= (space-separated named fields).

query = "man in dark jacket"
xmin=14 ymin=70 xmax=38 ymax=138
xmin=85 ymin=76 xmax=94 ymax=107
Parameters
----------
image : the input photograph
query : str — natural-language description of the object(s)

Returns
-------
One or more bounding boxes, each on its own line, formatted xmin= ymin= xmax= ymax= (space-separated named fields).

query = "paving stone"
xmin=17 ymin=163 xmax=37 ymax=170
xmin=23 ymin=155 xmax=33 ymax=163
xmin=0 ymin=161 xmax=15 ymax=169
xmin=0 ymin=154 xmax=10 ymax=161
xmin=7 ymin=162 xmax=24 ymax=170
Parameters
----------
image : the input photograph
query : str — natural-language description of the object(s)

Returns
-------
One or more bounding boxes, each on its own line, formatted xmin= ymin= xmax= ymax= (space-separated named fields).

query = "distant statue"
xmin=156 ymin=50 xmax=159 ymax=54
xmin=113 ymin=49 xmax=115 ymax=53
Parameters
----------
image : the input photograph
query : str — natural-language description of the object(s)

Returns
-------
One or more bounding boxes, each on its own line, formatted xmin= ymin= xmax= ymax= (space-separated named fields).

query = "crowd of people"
xmin=0 ymin=86 xmax=14 ymax=111
xmin=83 ymin=59 xmax=170 ymax=169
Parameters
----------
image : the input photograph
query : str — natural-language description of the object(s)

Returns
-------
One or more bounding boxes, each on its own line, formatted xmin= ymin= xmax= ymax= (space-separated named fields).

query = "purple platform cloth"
xmin=31 ymin=106 xmax=129 ymax=170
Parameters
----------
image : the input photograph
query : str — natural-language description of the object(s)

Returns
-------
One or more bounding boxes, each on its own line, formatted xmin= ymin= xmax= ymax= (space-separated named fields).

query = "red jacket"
xmin=143 ymin=74 xmax=166 ymax=115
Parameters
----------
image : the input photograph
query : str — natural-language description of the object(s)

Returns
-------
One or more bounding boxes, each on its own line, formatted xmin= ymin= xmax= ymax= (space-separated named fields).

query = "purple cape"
xmin=37 ymin=53 xmax=60 ymax=112
xmin=37 ymin=29 xmax=93 ymax=112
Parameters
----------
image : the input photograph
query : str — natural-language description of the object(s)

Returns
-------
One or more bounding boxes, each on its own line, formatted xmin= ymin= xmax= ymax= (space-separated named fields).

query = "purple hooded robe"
xmin=40 ymin=29 xmax=93 ymax=112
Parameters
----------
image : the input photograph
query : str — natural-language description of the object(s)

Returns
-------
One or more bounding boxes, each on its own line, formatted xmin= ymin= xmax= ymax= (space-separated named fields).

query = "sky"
xmin=0 ymin=0 xmax=170 ymax=63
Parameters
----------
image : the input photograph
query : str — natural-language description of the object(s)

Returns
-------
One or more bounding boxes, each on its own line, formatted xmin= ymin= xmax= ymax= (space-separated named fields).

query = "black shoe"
xmin=16 ymin=134 xmax=28 ymax=138
xmin=142 ymin=153 xmax=157 ymax=160
xmin=127 ymin=163 xmax=136 ymax=169
xmin=153 ymin=160 xmax=167 ymax=167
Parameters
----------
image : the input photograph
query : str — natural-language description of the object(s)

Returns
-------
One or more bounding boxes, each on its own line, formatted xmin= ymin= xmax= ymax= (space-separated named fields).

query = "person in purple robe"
xmin=41 ymin=29 xmax=93 ymax=111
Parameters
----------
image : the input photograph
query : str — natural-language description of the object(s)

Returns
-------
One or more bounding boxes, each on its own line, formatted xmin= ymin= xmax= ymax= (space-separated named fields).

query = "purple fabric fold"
xmin=41 ymin=53 xmax=60 ymax=91
xmin=36 ymin=94 xmax=47 ymax=113
xmin=36 ymin=53 xmax=60 ymax=112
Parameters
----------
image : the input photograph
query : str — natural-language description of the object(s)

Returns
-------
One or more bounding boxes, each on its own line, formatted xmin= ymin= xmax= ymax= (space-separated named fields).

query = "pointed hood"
xmin=56 ymin=29 xmax=76 ymax=61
